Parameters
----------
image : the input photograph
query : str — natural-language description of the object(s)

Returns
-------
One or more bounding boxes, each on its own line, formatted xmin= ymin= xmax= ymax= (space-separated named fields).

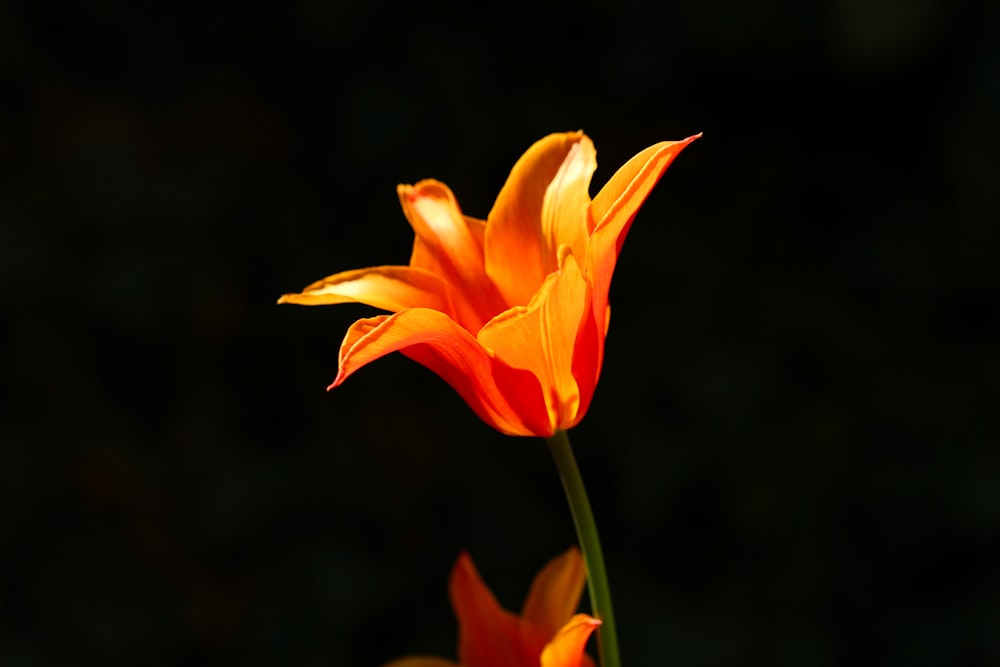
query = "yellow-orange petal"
xmin=478 ymin=248 xmax=589 ymax=433
xmin=485 ymin=131 xmax=586 ymax=307
xmin=539 ymin=615 xmax=601 ymax=667
xmin=463 ymin=214 xmax=488 ymax=250
xmin=276 ymin=265 xmax=450 ymax=314
xmin=541 ymin=135 xmax=596 ymax=276
xmin=586 ymin=134 xmax=701 ymax=336
xmin=401 ymin=180 xmax=484 ymax=278
xmin=521 ymin=547 xmax=587 ymax=643
xmin=540 ymin=248 xmax=591 ymax=429
xmin=401 ymin=180 xmax=505 ymax=332
xmin=332 ymin=309 xmax=551 ymax=436
xmin=382 ymin=659 xmax=458 ymax=667
xmin=450 ymin=553 xmax=523 ymax=667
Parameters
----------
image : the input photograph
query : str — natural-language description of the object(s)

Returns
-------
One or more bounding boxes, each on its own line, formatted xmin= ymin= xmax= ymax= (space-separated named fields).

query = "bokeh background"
xmin=3 ymin=0 xmax=998 ymax=664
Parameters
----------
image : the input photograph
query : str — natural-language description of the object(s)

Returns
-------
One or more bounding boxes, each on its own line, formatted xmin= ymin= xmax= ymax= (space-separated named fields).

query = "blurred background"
xmin=2 ymin=0 xmax=998 ymax=664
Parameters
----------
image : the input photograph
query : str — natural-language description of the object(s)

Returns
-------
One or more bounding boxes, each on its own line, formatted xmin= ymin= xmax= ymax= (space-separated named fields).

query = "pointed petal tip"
xmin=326 ymin=366 xmax=351 ymax=391
xmin=276 ymin=292 xmax=320 ymax=306
xmin=655 ymin=132 xmax=702 ymax=151
xmin=675 ymin=132 xmax=703 ymax=148
xmin=326 ymin=365 xmax=349 ymax=391
xmin=668 ymin=131 xmax=702 ymax=158
xmin=454 ymin=550 xmax=474 ymax=572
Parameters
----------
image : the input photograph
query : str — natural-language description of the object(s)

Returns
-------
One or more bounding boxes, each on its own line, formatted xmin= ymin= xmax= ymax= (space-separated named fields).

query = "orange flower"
xmin=279 ymin=131 xmax=699 ymax=436
xmin=385 ymin=547 xmax=599 ymax=667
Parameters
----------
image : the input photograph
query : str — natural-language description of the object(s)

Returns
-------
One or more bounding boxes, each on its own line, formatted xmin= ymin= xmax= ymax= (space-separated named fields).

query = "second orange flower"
xmin=384 ymin=547 xmax=599 ymax=667
xmin=279 ymin=131 xmax=699 ymax=437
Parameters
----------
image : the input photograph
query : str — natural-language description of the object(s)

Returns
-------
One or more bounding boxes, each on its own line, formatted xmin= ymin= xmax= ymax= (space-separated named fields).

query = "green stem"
xmin=545 ymin=429 xmax=620 ymax=667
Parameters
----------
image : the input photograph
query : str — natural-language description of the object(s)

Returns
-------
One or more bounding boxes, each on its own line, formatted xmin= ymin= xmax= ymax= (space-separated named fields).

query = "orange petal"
xmin=521 ymin=547 xmax=587 ymax=642
xmin=478 ymin=248 xmax=589 ymax=432
xmin=332 ymin=309 xmax=551 ymax=437
xmin=450 ymin=553 xmax=523 ymax=667
xmin=540 ymin=249 xmax=591 ymax=429
xmin=463 ymin=214 xmax=488 ymax=250
xmin=539 ymin=614 xmax=601 ymax=667
xmin=382 ymin=659 xmax=458 ymax=667
xmin=276 ymin=265 xmax=450 ymax=314
xmin=586 ymin=135 xmax=701 ymax=336
xmin=476 ymin=295 xmax=553 ymax=430
xmin=485 ymin=131 xmax=586 ymax=307
xmin=402 ymin=180 xmax=484 ymax=277
xmin=541 ymin=135 xmax=596 ymax=276
xmin=401 ymin=180 xmax=505 ymax=332
xmin=567 ymin=300 xmax=605 ymax=430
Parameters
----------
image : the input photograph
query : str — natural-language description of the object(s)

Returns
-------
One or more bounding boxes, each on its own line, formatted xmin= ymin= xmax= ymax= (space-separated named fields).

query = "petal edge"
xmin=333 ymin=309 xmax=551 ymax=436
xmin=540 ymin=614 xmax=601 ymax=667
xmin=521 ymin=547 xmax=587 ymax=642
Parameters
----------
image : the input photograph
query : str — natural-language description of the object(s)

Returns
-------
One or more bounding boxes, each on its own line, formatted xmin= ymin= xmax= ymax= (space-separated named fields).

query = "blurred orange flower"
xmin=385 ymin=547 xmax=599 ymax=667
xmin=279 ymin=131 xmax=698 ymax=436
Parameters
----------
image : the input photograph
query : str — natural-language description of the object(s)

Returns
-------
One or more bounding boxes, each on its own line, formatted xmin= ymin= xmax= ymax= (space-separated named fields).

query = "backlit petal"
xmin=540 ymin=249 xmax=590 ymax=429
xmin=485 ymin=131 xmax=585 ymax=307
xmin=539 ymin=615 xmax=601 ymax=667
xmin=463 ymin=215 xmax=488 ymax=249
xmin=450 ymin=553 xmax=523 ymax=667
xmin=333 ymin=309 xmax=551 ymax=436
xmin=568 ymin=301 xmax=605 ymax=429
xmin=277 ymin=266 xmax=450 ymax=314
xmin=280 ymin=131 xmax=698 ymax=439
xmin=586 ymin=135 xmax=701 ymax=335
xmin=521 ymin=547 xmax=587 ymax=642
xmin=402 ymin=180 xmax=483 ymax=278
xmin=478 ymin=248 xmax=589 ymax=432
xmin=401 ymin=180 xmax=505 ymax=332
xmin=385 ymin=552 xmax=597 ymax=667
xmin=476 ymin=292 xmax=553 ymax=431
xmin=542 ymin=136 xmax=596 ymax=274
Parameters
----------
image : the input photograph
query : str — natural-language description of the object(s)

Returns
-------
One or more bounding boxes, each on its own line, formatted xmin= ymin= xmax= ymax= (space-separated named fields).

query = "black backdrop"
xmin=3 ymin=0 xmax=998 ymax=665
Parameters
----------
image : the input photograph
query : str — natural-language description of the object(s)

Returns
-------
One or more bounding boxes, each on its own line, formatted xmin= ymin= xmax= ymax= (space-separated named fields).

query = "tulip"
xmin=279 ymin=131 xmax=698 ymax=437
xmin=385 ymin=547 xmax=600 ymax=667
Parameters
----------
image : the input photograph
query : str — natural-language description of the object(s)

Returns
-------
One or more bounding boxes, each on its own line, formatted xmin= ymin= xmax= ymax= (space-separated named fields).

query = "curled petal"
xmin=333 ymin=309 xmax=551 ymax=436
xmin=540 ymin=615 xmax=601 ymax=667
xmin=401 ymin=180 xmax=484 ymax=279
xmin=277 ymin=265 xmax=450 ymax=314
xmin=486 ymin=131 xmax=586 ymax=307
xmin=400 ymin=180 xmax=506 ymax=331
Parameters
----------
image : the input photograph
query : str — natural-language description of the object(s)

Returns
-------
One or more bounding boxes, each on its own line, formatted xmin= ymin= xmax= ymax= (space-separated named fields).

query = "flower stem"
xmin=546 ymin=429 xmax=620 ymax=667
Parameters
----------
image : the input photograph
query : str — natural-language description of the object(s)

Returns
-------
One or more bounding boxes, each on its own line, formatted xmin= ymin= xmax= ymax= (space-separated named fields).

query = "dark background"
xmin=3 ymin=0 xmax=998 ymax=665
